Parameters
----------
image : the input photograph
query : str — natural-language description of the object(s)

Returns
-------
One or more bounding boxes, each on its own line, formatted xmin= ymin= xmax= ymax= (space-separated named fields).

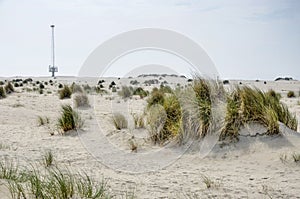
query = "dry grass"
xmin=73 ymin=93 xmax=90 ymax=108
xmin=112 ymin=113 xmax=128 ymax=130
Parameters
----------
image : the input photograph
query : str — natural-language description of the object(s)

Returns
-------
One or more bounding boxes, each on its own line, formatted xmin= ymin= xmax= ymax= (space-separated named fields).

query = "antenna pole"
xmin=49 ymin=24 xmax=58 ymax=77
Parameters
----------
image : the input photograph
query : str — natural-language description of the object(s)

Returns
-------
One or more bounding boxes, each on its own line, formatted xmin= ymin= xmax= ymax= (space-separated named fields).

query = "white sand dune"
xmin=0 ymin=76 xmax=300 ymax=198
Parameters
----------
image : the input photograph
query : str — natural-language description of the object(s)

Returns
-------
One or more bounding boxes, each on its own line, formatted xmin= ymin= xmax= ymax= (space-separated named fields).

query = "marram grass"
xmin=58 ymin=105 xmax=83 ymax=133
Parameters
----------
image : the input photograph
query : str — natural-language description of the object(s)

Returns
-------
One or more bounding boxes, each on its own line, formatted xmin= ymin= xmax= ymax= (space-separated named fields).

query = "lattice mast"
xmin=49 ymin=25 xmax=58 ymax=77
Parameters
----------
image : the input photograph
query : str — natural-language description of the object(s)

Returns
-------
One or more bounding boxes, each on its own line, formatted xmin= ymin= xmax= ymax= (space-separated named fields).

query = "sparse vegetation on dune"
xmin=58 ymin=105 xmax=83 ymax=133
xmin=0 ymin=158 xmax=110 ymax=198
xmin=143 ymin=76 xmax=297 ymax=144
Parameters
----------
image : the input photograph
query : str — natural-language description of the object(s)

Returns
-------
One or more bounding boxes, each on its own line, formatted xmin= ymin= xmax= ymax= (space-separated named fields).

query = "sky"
xmin=0 ymin=0 xmax=299 ymax=80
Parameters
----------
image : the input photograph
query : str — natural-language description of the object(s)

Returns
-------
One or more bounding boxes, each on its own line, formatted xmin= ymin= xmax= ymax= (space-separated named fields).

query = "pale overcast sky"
xmin=0 ymin=0 xmax=299 ymax=80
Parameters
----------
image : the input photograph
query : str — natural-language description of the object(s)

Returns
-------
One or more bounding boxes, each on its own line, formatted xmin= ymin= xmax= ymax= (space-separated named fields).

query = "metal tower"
xmin=49 ymin=24 xmax=58 ymax=77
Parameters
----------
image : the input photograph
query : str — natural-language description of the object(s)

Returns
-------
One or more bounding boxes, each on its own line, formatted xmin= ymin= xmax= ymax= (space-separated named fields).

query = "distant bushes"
xmin=287 ymin=91 xmax=295 ymax=98
xmin=59 ymin=85 xmax=72 ymax=99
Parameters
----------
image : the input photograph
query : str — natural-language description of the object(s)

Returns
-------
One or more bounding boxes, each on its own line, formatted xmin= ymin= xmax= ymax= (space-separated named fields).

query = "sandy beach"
xmin=0 ymin=76 xmax=300 ymax=198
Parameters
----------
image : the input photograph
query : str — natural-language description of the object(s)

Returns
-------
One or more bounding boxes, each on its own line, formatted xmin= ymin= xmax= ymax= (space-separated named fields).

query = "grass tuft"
xmin=112 ymin=113 xmax=128 ymax=130
xmin=0 ymin=86 xmax=6 ymax=99
xmin=58 ymin=105 xmax=83 ymax=133
xmin=59 ymin=85 xmax=72 ymax=99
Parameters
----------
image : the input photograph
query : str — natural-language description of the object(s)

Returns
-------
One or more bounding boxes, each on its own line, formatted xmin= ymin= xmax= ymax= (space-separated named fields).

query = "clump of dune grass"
xmin=0 ymin=86 xmax=6 ymax=99
xmin=201 ymin=175 xmax=220 ymax=189
xmin=146 ymin=104 xmax=167 ymax=144
xmin=292 ymin=153 xmax=300 ymax=162
xmin=220 ymin=87 xmax=298 ymax=140
xmin=287 ymin=91 xmax=295 ymax=98
xmin=4 ymin=82 xmax=14 ymax=94
xmin=58 ymin=105 xmax=83 ymax=133
xmin=59 ymin=85 xmax=72 ymax=99
xmin=37 ymin=116 xmax=50 ymax=126
xmin=112 ymin=113 xmax=128 ymax=130
xmin=42 ymin=151 xmax=54 ymax=167
xmin=73 ymin=93 xmax=90 ymax=108
xmin=192 ymin=78 xmax=212 ymax=137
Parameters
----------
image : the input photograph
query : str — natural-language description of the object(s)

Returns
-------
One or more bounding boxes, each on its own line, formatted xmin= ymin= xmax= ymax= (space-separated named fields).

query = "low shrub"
xmin=57 ymin=105 xmax=83 ymax=133
xmin=59 ymin=85 xmax=72 ymax=99
xmin=112 ymin=113 xmax=128 ymax=130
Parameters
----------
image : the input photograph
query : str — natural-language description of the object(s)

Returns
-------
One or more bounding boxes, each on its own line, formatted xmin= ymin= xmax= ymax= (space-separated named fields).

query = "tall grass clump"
xmin=59 ymin=85 xmax=72 ymax=99
xmin=112 ymin=113 xmax=128 ymax=130
xmin=192 ymin=78 xmax=212 ymax=137
xmin=220 ymin=87 xmax=298 ymax=140
xmin=146 ymin=89 xmax=182 ymax=144
xmin=4 ymin=82 xmax=14 ymax=94
xmin=73 ymin=93 xmax=90 ymax=108
xmin=0 ymin=86 xmax=6 ymax=99
xmin=58 ymin=105 xmax=83 ymax=133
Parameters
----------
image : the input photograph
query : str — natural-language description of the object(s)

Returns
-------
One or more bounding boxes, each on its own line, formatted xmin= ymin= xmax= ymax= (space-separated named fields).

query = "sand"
xmin=0 ymin=76 xmax=300 ymax=198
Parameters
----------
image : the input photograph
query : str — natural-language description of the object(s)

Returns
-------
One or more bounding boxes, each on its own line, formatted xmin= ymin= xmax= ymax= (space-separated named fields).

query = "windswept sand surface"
xmin=1 ymin=76 xmax=300 ymax=198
